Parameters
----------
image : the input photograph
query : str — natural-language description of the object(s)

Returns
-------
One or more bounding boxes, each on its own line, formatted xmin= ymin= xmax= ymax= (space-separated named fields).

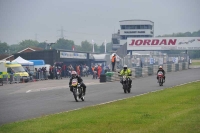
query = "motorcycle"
xmin=157 ymin=71 xmax=164 ymax=86
xmin=121 ymin=75 xmax=131 ymax=93
xmin=71 ymin=78 xmax=84 ymax=102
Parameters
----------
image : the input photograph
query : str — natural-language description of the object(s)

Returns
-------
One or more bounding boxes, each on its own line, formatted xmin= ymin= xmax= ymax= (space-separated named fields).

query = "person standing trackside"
xmin=111 ymin=54 xmax=116 ymax=72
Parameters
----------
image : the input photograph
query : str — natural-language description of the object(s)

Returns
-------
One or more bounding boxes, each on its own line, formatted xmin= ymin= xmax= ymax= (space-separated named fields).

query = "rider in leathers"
xmin=119 ymin=65 xmax=132 ymax=88
xmin=157 ymin=66 xmax=166 ymax=82
xmin=69 ymin=71 xmax=86 ymax=95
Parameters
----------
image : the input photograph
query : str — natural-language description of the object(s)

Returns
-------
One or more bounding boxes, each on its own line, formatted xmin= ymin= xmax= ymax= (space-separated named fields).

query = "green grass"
xmin=0 ymin=82 xmax=200 ymax=133
xmin=191 ymin=62 xmax=200 ymax=66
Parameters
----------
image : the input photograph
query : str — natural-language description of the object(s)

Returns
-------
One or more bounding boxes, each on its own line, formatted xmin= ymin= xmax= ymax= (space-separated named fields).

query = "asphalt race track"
xmin=0 ymin=68 xmax=200 ymax=125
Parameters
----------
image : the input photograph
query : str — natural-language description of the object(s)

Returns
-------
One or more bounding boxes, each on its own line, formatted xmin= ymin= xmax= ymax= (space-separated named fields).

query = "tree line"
xmin=0 ymin=38 xmax=112 ymax=55
xmin=0 ymin=30 xmax=200 ymax=58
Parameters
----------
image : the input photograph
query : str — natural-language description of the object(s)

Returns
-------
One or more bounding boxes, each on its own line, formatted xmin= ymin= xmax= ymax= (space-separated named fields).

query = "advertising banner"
xmin=60 ymin=52 xmax=87 ymax=59
xmin=127 ymin=37 xmax=200 ymax=50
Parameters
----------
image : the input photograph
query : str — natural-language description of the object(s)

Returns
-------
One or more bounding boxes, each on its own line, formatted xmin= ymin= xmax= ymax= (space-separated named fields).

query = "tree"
xmin=99 ymin=43 xmax=105 ymax=53
xmin=9 ymin=44 xmax=21 ymax=54
xmin=0 ymin=41 xmax=9 ymax=54
xmin=53 ymin=38 xmax=75 ymax=50
xmin=81 ymin=40 xmax=92 ymax=52
xmin=19 ymin=40 xmax=39 ymax=48
xmin=37 ymin=42 xmax=48 ymax=49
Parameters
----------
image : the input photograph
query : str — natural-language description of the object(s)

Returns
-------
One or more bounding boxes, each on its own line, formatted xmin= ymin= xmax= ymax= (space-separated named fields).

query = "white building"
xmin=112 ymin=20 xmax=154 ymax=50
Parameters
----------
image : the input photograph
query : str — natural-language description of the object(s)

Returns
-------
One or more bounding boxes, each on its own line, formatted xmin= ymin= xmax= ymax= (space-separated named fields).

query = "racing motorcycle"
xmin=121 ymin=75 xmax=131 ymax=93
xmin=71 ymin=78 xmax=84 ymax=102
xmin=157 ymin=71 xmax=164 ymax=86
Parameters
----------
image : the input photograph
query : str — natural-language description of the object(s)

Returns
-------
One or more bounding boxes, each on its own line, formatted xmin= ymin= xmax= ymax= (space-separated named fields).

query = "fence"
xmin=1 ymin=74 xmax=21 ymax=84
xmin=118 ymin=53 xmax=189 ymax=69
xmin=105 ymin=62 xmax=189 ymax=82
xmin=33 ymin=71 xmax=49 ymax=81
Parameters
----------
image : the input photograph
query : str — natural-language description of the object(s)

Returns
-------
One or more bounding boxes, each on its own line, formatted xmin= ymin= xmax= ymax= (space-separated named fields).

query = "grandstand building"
xmin=112 ymin=20 xmax=154 ymax=50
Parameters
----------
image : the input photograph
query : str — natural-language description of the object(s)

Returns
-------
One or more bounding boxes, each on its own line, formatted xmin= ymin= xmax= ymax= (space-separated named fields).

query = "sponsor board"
xmin=127 ymin=37 xmax=200 ymax=50
xmin=60 ymin=52 xmax=87 ymax=59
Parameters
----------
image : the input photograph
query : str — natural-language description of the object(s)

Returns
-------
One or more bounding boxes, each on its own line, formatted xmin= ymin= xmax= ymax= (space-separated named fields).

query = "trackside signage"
xmin=60 ymin=52 xmax=87 ymax=59
xmin=127 ymin=37 xmax=200 ymax=50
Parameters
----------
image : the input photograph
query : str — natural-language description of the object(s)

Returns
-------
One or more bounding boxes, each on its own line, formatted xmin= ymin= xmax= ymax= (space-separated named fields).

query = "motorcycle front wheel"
xmin=159 ymin=78 xmax=163 ymax=86
xmin=123 ymin=84 xmax=127 ymax=93
xmin=81 ymin=96 xmax=84 ymax=101
xmin=73 ymin=90 xmax=79 ymax=102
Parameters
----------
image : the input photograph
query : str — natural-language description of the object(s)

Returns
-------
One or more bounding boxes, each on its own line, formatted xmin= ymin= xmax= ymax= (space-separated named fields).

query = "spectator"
xmin=97 ymin=64 xmax=102 ymax=78
xmin=111 ymin=54 xmax=116 ymax=71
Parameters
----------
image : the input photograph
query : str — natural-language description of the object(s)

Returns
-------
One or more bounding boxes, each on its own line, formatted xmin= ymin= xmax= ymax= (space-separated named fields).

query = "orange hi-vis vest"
xmin=111 ymin=56 xmax=116 ymax=62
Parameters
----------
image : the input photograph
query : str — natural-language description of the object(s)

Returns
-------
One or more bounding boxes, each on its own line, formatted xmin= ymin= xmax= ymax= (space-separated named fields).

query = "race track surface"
xmin=0 ymin=68 xmax=199 ymax=125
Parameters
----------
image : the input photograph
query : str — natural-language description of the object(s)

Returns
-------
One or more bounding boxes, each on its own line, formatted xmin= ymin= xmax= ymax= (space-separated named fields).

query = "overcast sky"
xmin=0 ymin=0 xmax=199 ymax=45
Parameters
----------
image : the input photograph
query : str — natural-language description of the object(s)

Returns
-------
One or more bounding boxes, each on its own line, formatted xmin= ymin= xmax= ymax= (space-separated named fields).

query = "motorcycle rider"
xmin=69 ymin=71 xmax=86 ymax=96
xmin=119 ymin=65 xmax=132 ymax=88
xmin=157 ymin=66 xmax=166 ymax=82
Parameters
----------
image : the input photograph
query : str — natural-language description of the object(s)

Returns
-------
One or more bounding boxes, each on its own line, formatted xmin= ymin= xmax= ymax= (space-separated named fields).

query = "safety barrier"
xmin=1 ymin=74 xmax=21 ymax=84
xmin=178 ymin=63 xmax=182 ymax=70
xmin=104 ymin=62 xmax=189 ymax=82
xmin=9 ymin=74 xmax=21 ymax=84
xmin=33 ymin=71 xmax=48 ymax=81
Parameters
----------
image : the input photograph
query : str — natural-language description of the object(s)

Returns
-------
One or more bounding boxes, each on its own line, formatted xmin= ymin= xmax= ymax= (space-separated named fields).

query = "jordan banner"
xmin=127 ymin=37 xmax=200 ymax=50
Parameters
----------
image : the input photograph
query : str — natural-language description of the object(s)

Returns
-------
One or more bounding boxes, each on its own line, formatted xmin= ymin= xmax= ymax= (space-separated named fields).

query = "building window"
xmin=121 ymin=25 xmax=125 ymax=29
xmin=121 ymin=24 xmax=153 ymax=30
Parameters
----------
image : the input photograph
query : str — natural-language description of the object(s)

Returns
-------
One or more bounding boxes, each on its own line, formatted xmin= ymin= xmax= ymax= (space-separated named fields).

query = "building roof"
xmin=17 ymin=47 xmax=43 ymax=53
xmin=0 ymin=54 xmax=10 ymax=60
xmin=0 ymin=47 xmax=43 ymax=60
xmin=119 ymin=19 xmax=154 ymax=23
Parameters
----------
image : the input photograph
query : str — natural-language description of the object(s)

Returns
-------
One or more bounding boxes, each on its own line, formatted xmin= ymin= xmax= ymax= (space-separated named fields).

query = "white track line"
xmin=26 ymin=90 xmax=32 ymax=93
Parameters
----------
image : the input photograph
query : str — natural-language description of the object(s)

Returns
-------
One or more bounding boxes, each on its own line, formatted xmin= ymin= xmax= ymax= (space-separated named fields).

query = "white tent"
xmin=12 ymin=56 xmax=34 ymax=65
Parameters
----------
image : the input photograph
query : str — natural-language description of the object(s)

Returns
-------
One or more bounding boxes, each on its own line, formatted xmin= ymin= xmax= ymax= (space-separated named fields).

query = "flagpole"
xmin=92 ymin=39 xmax=94 ymax=53
xmin=104 ymin=40 xmax=107 ymax=53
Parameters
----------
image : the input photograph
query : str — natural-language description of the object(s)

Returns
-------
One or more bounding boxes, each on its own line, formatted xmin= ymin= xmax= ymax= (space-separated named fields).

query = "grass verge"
xmin=0 ymin=82 xmax=200 ymax=133
xmin=191 ymin=62 xmax=200 ymax=66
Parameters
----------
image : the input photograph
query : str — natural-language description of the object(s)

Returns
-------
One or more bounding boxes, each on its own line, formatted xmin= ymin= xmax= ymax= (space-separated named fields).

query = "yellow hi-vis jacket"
xmin=119 ymin=68 xmax=132 ymax=76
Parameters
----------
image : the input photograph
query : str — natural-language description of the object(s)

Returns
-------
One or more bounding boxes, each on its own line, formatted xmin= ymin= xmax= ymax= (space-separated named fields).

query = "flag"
xmin=104 ymin=40 xmax=107 ymax=53
xmin=92 ymin=39 xmax=95 ymax=53
xmin=72 ymin=45 xmax=75 ymax=51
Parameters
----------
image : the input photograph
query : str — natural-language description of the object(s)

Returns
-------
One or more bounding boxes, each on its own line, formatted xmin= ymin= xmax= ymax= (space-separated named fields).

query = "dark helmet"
xmin=71 ymin=71 xmax=77 ymax=78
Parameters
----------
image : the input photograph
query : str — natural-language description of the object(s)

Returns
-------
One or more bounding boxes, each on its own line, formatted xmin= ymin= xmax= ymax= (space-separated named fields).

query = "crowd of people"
xmin=48 ymin=64 xmax=92 ymax=79
xmin=23 ymin=62 xmax=111 ymax=81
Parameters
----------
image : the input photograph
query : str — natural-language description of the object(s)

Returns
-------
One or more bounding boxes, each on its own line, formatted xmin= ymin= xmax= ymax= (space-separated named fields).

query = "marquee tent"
xmin=12 ymin=56 xmax=34 ymax=65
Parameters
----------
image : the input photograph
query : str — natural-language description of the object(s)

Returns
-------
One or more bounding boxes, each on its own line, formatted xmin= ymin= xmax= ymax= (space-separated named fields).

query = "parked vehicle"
xmin=0 ymin=61 xmax=30 ymax=83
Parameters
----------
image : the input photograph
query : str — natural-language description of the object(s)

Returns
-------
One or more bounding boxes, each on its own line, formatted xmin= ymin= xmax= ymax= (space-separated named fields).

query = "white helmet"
xmin=123 ymin=64 xmax=127 ymax=70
